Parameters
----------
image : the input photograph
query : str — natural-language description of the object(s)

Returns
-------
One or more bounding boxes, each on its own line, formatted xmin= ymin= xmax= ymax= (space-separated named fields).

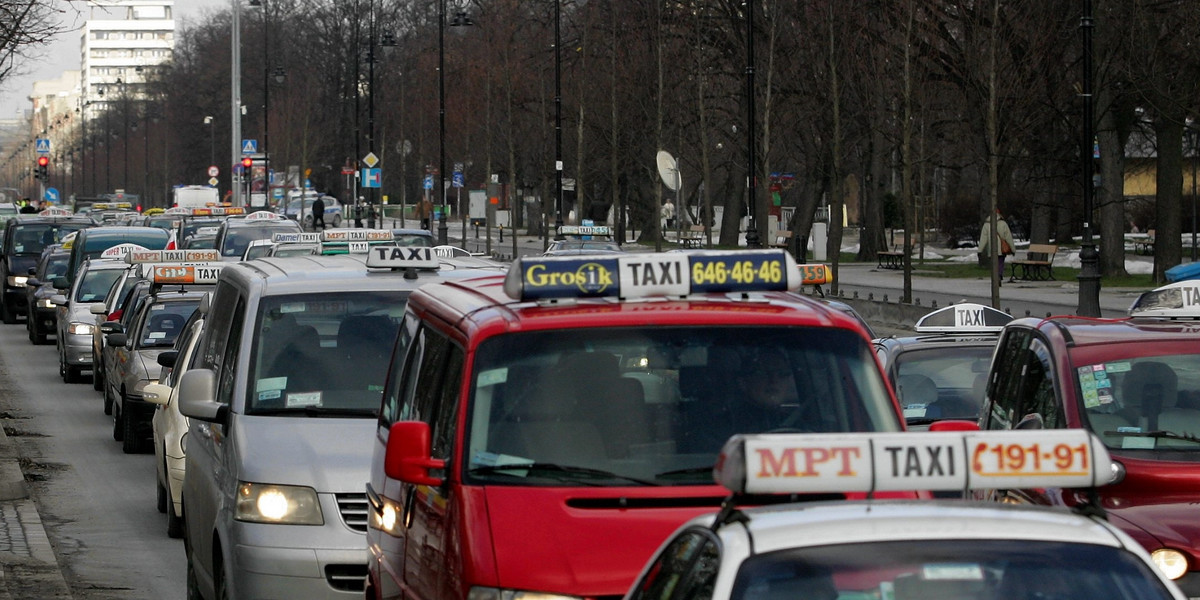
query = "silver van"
xmin=177 ymin=248 xmax=502 ymax=599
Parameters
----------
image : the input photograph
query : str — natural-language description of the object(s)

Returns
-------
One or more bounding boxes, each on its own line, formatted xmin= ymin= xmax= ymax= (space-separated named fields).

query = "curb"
xmin=0 ymin=427 xmax=26 ymax=503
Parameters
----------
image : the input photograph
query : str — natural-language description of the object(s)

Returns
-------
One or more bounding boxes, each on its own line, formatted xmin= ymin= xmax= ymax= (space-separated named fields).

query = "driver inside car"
xmin=733 ymin=352 xmax=805 ymax=433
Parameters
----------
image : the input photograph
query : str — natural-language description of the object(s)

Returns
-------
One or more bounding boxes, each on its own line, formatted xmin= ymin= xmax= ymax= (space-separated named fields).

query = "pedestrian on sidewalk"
xmin=978 ymin=209 xmax=1016 ymax=280
xmin=311 ymin=196 xmax=326 ymax=230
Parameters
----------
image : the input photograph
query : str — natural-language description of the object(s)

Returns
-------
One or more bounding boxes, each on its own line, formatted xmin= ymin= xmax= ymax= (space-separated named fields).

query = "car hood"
xmin=134 ymin=349 xmax=166 ymax=382
xmin=1108 ymin=499 xmax=1200 ymax=557
xmin=231 ymin=416 xmax=375 ymax=492
xmin=66 ymin=302 xmax=101 ymax=324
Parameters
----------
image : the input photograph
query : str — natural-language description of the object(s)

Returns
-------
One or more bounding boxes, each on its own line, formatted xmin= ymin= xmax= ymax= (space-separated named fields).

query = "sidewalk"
xmin=0 ymin=426 xmax=72 ymax=600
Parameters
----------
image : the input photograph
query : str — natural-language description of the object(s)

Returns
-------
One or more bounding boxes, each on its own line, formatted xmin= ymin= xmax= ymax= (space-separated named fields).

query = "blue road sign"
xmin=242 ymin=139 xmax=258 ymax=154
xmin=45 ymin=188 xmax=59 ymax=202
xmin=452 ymin=171 xmax=464 ymax=188
xmin=35 ymin=139 xmax=50 ymax=154
xmin=424 ymin=174 xmax=434 ymax=190
xmin=361 ymin=168 xmax=381 ymax=188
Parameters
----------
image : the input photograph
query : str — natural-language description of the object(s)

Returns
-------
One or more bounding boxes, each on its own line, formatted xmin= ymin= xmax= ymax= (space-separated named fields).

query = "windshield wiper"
xmin=469 ymin=462 xmax=660 ymax=486
xmin=653 ymin=466 xmax=716 ymax=480
xmin=1107 ymin=430 xmax=1200 ymax=445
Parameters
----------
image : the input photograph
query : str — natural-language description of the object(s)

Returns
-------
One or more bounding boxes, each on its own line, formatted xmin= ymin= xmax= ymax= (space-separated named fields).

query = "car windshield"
xmin=180 ymin=219 xmax=222 ymax=240
xmin=183 ymin=236 xmax=215 ymax=250
xmin=1075 ymin=349 xmax=1200 ymax=452
xmin=138 ymin=301 xmax=200 ymax=348
xmin=9 ymin=223 xmax=90 ymax=255
xmin=243 ymin=244 xmax=273 ymax=260
xmin=271 ymin=245 xmax=318 ymax=257
xmin=220 ymin=224 xmax=299 ymax=256
xmin=548 ymin=240 xmax=621 ymax=252
xmin=247 ymin=291 xmax=408 ymax=415
xmin=394 ymin=233 xmax=433 ymax=247
xmin=894 ymin=346 xmax=995 ymax=424
xmin=464 ymin=326 xmax=896 ymax=486
xmin=723 ymin=539 xmax=1173 ymax=600
xmin=74 ymin=268 xmax=124 ymax=303
xmin=42 ymin=255 xmax=69 ymax=279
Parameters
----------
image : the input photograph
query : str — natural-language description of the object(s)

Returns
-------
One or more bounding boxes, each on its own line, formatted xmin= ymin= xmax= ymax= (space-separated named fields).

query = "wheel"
xmin=64 ymin=365 xmax=81 ymax=384
xmin=1 ymin=299 xmax=15 ymax=325
xmin=58 ymin=351 xmax=68 ymax=383
xmin=103 ymin=382 xmax=114 ymax=415
xmin=185 ymin=537 xmax=204 ymax=600
xmin=332 ymin=214 xmax=342 ymax=228
xmin=121 ymin=401 xmax=141 ymax=453
xmin=166 ymin=498 xmax=185 ymax=539
xmin=93 ymin=363 xmax=103 ymax=390
xmin=112 ymin=406 xmax=123 ymax=441
xmin=214 ymin=551 xmax=231 ymax=600
xmin=156 ymin=474 xmax=168 ymax=513
xmin=303 ymin=214 xmax=313 ymax=228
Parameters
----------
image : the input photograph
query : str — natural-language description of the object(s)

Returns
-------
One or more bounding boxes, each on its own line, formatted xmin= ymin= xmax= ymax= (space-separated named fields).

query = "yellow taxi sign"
xmin=150 ymin=264 xmax=223 ymax=285
xmin=504 ymin=249 xmax=801 ymax=301
xmin=798 ymin=264 xmax=830 ymax=286
xmin=61 ymin=231 xmax=78 ymax=249
xmin=126 ymin=249 xmax=221 ymax=264
xmin=715 ymin=430 xmax=1112 ymax=495
xmin=93 ymin=202 xmax=133 ymax=211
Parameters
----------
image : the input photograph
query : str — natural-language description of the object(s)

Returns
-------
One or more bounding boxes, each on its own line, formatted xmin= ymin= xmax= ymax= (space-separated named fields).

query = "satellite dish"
xmin=656 ymin=150 xmax=680 ymax=192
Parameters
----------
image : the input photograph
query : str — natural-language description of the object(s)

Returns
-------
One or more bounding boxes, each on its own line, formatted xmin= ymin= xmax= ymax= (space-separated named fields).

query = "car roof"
xmin=704 ymin=501 xmax=1128 ymax=554
xmin=6 ymin=216 xmax=93 ymax=225
xmin=215 ymin=253 xmax=496 ymax=297
xmin=80 ymin=258 xmax=134 ymax=272
xmin=1020 ymin=315 xmax=1200 ymax=346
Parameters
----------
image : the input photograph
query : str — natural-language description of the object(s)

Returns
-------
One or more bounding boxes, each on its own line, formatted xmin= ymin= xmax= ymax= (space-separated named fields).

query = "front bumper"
xmin=31 ymin=307 xmax=55 ymax=335
xmin=4 ymin=288 xmax=27 ymax=315
xmin=63 ymin=336 xmax=93 ymax=367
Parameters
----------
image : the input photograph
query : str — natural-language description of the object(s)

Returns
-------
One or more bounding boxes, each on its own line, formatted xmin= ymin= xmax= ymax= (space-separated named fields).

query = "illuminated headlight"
xmin=370 ymin=494 xmax=404 ymax=535
xmin=37 ymin=298 xmax=53 ymax=309
xmin=235 ymin=482 xmax=323 ymax=525
xmin=467 ymin=588 xmax=582 ymax=600
xmin=67 ymin=322 xmax=95 ymax=335
xmin=1151 ymin=549 xmax=1189 ymax=580
xmin=7 ymin=276 xmax=26 ymax=288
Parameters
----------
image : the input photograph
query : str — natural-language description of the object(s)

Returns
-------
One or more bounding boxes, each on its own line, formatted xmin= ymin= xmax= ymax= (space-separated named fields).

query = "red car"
xmin=975 ymin=283 xmax=1200 ymax=594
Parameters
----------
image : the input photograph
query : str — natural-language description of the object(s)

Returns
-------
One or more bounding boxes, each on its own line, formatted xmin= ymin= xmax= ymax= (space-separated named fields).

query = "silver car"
xmin=52 ymin=258 xmax=130 ymax=383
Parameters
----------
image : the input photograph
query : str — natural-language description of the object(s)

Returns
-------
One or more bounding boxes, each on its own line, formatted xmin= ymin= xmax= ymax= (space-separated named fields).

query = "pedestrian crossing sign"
xmin=241 ymin=139 xmax=258 ymax=154
xmin=35 ymin=138 xmax=50 ymax=153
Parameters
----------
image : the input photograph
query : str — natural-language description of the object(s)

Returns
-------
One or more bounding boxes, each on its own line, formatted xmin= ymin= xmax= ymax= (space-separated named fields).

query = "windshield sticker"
xmin=477 ymin=368 xmax=508 ymax=388
xmin=286 ymin=392 xmax=321 ymax=408
xmin=1122 ymin=436 xmax=1155 ymax=450
xmin=1093 ymin=369 xmax=1108 ymax=380
xmin=150 ymin=304 xmax=165 ymax=311
xmin=922 ymin=564 xmax=984 ymax=580
xmin=1082 ymin=389 xmax=1100 ymax=408
xmin=1079 ymin=372 xmax=1096 ymax=389
xmin=1097 ymin=389 xmax=1115 ymax=405
xmin=903 ymin=405 xmax=928 ymax=418
xmin=1095 ymin=378 xmax=1112 ymax=390
xmin=1106 ymin=361 xmax=1132 ymax=373
xmin=255 ymin=376 xmax=287 ymax=392
xmin=148 ymin=331 xmax=166 ymax=339
xmin=258 ymin=389 xmax=281 ymax=401
xmin=280 ymin=302 xmax=305 ymax=314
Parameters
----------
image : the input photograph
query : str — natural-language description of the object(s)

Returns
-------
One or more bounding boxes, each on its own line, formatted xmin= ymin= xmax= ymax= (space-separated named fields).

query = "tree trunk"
xmin=1153 ymin=114 xmax=1184 ymax=283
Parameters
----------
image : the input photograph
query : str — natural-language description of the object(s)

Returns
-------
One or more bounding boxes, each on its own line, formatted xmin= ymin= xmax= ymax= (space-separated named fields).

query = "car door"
xmin=111 ymin=299 xmax=149 ymax=402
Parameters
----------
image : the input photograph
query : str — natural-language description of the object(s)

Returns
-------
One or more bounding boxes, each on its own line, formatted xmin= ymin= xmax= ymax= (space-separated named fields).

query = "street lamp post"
xmin=204 ymin=116 xmax=215 ymax=169
xmin=1076 ymin=0 xmax=1101 ymax=315
xmin=553 ymin=0 xmax=564 ymax=241
xmin=744 ymin=1 xmax=760 ymax=248
xmin=436 ymin=4 xmax=472 ymax=244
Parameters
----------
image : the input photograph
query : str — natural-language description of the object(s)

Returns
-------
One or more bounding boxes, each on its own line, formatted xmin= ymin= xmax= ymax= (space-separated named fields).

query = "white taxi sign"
xmin=150 ymin=264 xmax=223 ymax=285
xmin=164 ymin=207 xmax=192 ymax=216
xmin=321 ymin=228 xmax=394 ymax=242
xmin=364 ymin=246 xmax=439 ymax=270
xmin=558 ymin=225 xmax=612 ymax=237
xmin=915 ymin=302 xmax=1014 ymax=333
xmin=716 ymin=430 xmax=1112 ymax=494
xmin=504 ymin=249 xmax=801 ymax=301
xmin=195 ymin=226 xmax=220 ymax=236
xmin=272 ymin=232 xmax=320 ymax=244
xmin=38 ymin=207 xmax=73 ymax=217
xmin=1128 ymin=282 xmax=1200 ymax=318
xmin=100 ymin=243 xmax=149 ymax=259
xmin=243 ymin=210 xmax=281 ymax=221
xmin=126 ymin=249 xmax=221 ymax=264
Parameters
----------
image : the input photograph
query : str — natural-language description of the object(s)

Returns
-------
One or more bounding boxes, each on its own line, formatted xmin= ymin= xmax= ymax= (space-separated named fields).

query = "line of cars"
xmin=1 ymin=205 xmax=1194 ymax=600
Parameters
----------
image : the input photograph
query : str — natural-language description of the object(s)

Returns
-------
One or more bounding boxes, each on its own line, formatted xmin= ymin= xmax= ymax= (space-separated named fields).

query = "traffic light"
xmin=35 ymin=156 xmax=48 ymax=181
xmin=241 ymin=157 xmax=253 ymax=170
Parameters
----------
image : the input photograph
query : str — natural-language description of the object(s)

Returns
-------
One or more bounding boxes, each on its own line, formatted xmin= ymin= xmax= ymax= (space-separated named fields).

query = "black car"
xmin=24 ymin=248 xmax=69 ymax=344
xmin=872 ymin=302 xmax=1013 ymax=430
xmin=0 ymin=215 xmax=93 ymax=323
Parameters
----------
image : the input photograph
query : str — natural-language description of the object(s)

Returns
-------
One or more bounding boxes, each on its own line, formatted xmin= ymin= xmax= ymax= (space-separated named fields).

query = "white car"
xmin=144 ymin=310 xmax=205 ymax=539
xmin=626 ymin=430 xmax=1186 ymax=600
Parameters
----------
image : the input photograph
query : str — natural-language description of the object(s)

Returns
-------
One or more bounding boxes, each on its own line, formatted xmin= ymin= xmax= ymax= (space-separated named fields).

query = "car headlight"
xmin=1151 ymin=548 xmax=1189 ymax=580
xmin=467 ymin=588 xmax=582 ymax=600
xmin=235 ymin=482 xmax=323 ymax=525
xmin=37 ymin=298 xmax=53 ymax=309
xmin=370 ymin=493 xmax=406 ymax=535
xmin=7 ymin=276 xmax=27 ymax=288
xmin=68 ymin=322 xmax=95 ymax=335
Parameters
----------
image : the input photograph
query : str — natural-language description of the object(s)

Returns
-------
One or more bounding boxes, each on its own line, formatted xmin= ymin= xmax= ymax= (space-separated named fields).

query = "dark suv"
xmin=0 ymin=215 xmax=92 ymax=323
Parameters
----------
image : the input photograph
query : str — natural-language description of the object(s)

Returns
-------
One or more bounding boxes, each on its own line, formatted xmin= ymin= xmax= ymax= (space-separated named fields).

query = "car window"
xmin=630 ymin=529 xmax=720 ymax=600
xmin=138 ymin=301 xmax=200 ymax=348
xmin=74 ymin=268 xmax=125 ymax=303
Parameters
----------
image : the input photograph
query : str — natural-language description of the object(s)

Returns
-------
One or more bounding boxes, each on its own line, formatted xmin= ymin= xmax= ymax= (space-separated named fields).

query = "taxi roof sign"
xmin=164 ymin=207 xmax=192 ymax=216
xmin=1128 ymin=281 xmax=1200 ymax=318
xmin=715 ymin=430 xmax=1112 ymax=495
xmin=320 ymin=228 xmax=394 ymax=242
xmin=126 ymin=249 xmax=221 ymax=264
xmin=38 ymin=207 xmax=73 ymax=217
xmin=558 ymin=224 xmax=612 ymax=237
xmin=93 ymin=202 xmax=134 ymax=211
xmin=149 ymin=264 xmax=224 ymax=286
xmin=364 ymin=245 xmax=439 ymax=270
xmin=272 ymin=232 xmax=321 ymax=244
xmin=504 ymin=249 xmax=802 ymax=301
xmin=99 ymin=243 xmax=149 ymax=259
xmin=189 ymin=206 xmax=245 ymax=217
xmin=243 ymin=210 xmax=281 ymax=221
xmin=915 ymin=302 xmax=1014 ymax=333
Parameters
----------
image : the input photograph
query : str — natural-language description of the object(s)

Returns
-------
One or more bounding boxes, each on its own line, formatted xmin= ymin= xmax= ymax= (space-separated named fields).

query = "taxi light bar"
xmin=126 ymin=249 xmax=221 ymax=264
xmin=188 ymin=207 xmax=245 ymax=216
xmin=504 ymin=249 xmax=802 ymax=301
xmin=99 ymin=243 xmax=150 ymax=259
xmin=558 ymin=224 xmax=612 ymax=237
xmin=365 ymin=246 xmax=439 ymax=270
xmin=797 ymin=264 xmax=830 ymax=286
xmin=320 ymin=228 xmax=395 ymax=242
xmin=915 ymin=302 xmax=1014 ymax=333
xmin=38 ymin=207 xmax=73 ymax=217
xmin=272 ymin=232 xmax=321 ymax=244
xmin=164 ymin=207 xmax=192 ymax=215
xmin=93 ymin=202 xmax=133 ymax=210
xmin=1128 ymin=282 xmax=1200 ymax=318
xmin=243 ymin=210 xmax=280 ymax=221
xmin=150 ymin=264 xmax=224 ymax=285
xmin=715 ymin=430 xmax=1112 ymax=495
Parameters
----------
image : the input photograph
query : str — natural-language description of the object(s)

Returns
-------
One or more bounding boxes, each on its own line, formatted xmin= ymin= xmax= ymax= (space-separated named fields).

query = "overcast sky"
xmin=0 ymin=0 xmax=228 ymax=118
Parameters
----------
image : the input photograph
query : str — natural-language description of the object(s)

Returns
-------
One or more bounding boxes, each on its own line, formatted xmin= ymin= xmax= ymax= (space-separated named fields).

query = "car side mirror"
xmin=178 ymin=369 xmax=226 ymax=424
xmin=50 ymin=294 xmax=67 ymax=306
xmin=106 ymin=332 xmax=127 ymax=348
xmin=26 ymin=278 xmax=40 ymax=287
xmin=99 ymin=321 xmax=122 ymax=334
xmin=384 ymin=421 xmax=445 ymax=486
xmin=51 ymin=277 xmax=68 ymax=290
xmin=90 ymin=304 xmax=107 ymax=315
xmin=1014 ymin=413 xmax=1045 ymax=430
xmin=157 ymin=351 xmax=178 ymax=369
xmin=143 ymin=383 xmax=172 ymax=406
xmin=26 ymin=267 xmax=35 ymax=276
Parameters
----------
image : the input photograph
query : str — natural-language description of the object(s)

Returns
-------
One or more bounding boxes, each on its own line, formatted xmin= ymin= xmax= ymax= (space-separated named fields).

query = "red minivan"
xmin=366 ymin=250 xmax=911 ymax=600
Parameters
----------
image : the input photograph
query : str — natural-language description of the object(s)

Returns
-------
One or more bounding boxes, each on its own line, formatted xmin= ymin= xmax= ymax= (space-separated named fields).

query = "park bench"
xmin=1133 ymin=230 xmax=1155 ymax=256
xmin=679 ymin=225 xmax=705 ymax=248
xmin=1008 ymin=243 xmax=1058 ymax=282
xmin=771 ymin=230 xmax=792 ymax=250
xmin=877 ymin=249 xmax=904 ymax=270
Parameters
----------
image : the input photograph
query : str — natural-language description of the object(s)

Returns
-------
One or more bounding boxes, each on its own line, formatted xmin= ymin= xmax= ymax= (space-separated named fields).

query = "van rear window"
xmin=464 ymin=326 xmax=898 ymax=487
